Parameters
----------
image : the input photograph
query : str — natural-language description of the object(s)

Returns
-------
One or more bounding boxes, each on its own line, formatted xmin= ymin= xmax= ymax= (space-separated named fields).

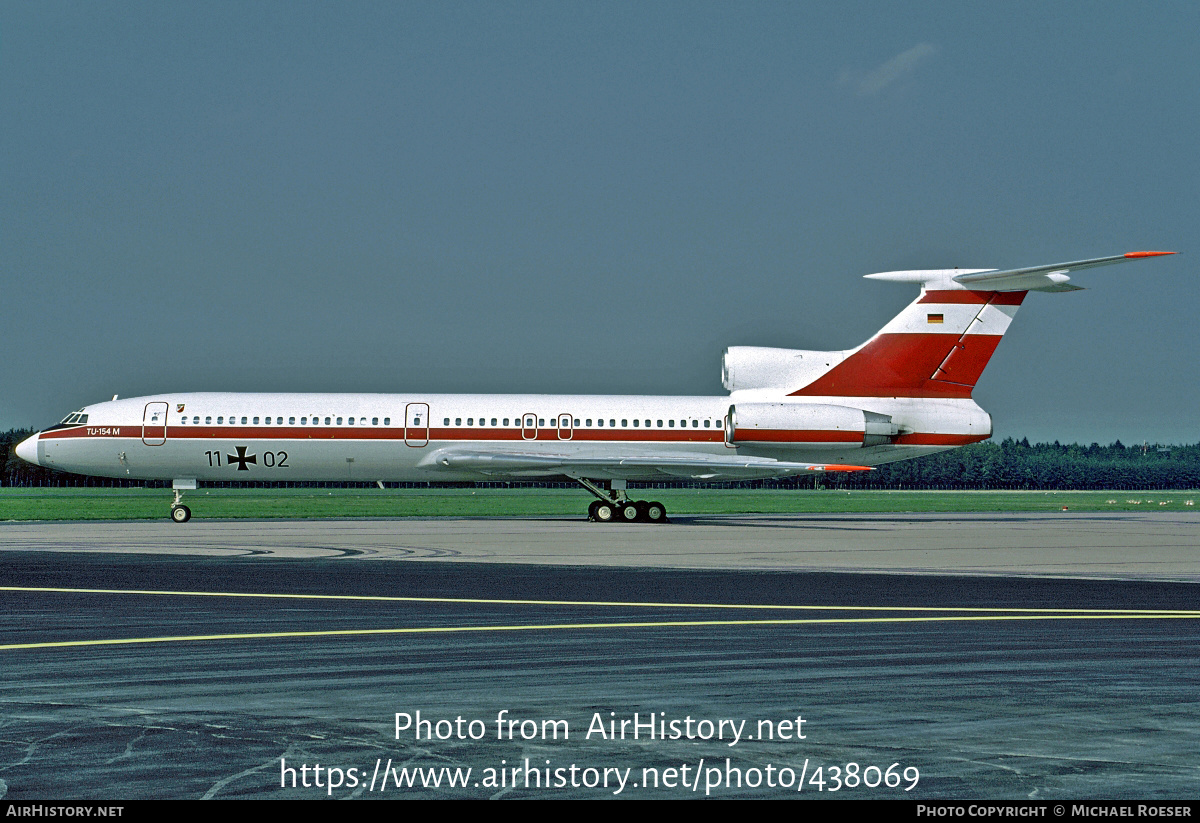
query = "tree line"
xmin=3 ymin=428 xmax=1198 ymax=490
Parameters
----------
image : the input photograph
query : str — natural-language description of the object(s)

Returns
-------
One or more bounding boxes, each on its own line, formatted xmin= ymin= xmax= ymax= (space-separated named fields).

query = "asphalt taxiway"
xmin=1 ymin=514 xmax=1197 ymax=800
xmin=2 ymin=511 xmax=1198 ymax=578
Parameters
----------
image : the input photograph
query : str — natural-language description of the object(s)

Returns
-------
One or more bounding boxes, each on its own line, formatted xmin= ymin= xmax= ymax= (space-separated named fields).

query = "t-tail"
xmin=722 ymin=251 xmax=1176 ymax=399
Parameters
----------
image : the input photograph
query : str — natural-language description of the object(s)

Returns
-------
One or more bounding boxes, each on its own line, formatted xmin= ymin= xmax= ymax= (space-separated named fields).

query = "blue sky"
xmin=3 ymin=1 xmax=1195 ymax=443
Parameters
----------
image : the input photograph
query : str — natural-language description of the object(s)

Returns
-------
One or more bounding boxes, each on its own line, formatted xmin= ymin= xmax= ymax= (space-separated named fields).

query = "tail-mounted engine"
xmin=722 ymin=347 xmax=846 ymax=393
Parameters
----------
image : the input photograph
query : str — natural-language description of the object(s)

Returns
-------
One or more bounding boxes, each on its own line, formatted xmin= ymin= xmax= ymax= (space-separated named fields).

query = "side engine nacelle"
xmin=727 ymin=402 xmax=899 ymax=448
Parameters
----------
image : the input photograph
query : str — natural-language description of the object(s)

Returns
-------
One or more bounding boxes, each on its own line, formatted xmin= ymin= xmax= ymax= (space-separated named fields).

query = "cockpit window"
xmin=57 ymin=409 xmax=88 ymax=426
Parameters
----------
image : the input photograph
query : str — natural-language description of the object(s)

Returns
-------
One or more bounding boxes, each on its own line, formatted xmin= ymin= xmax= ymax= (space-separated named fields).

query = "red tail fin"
xmin=788 ymin=290 xmax=1026 ymax=398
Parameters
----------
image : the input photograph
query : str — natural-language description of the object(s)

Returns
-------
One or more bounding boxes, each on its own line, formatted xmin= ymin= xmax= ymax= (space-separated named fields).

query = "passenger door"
xmin=142 ymin=402 xmax=168 ymax=446
xmin=405 ymin=403 xmax=430 ymax=447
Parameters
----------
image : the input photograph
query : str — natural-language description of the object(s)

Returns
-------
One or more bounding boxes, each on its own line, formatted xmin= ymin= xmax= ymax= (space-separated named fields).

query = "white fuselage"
xmin=26 ymin=392 xmax=990 ymax=484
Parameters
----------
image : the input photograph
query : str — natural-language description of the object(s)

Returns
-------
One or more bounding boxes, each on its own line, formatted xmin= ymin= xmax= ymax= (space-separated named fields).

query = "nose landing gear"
xmin=169 ymin=481 xmax=195 ymax=523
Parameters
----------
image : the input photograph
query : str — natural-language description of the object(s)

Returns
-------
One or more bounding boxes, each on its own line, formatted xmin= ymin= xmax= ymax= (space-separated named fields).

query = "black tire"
xmin=620 ymin=502 xmax=640 ymax=522
xmin=170 ymin=505 xmax=192 ymax=523
xmin=588 ymin=500 xmax=601 ymax=521
xmin=645 ymin=501 xmax=666 ymax=523
xmin=594 ymin=502 xmax=616 ymax=523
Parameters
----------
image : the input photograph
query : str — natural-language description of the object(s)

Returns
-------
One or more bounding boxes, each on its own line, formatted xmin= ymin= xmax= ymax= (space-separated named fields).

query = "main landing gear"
xmin=576 ymin=478 xmax=667 ymax=524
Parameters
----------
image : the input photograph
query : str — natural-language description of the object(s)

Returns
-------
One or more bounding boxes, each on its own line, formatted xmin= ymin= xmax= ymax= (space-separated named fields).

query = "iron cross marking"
xmin=227 ymin=446 xmax=257 ymax=471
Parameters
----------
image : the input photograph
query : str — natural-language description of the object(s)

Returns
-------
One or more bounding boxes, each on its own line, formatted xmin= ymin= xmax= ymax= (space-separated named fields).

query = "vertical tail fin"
xmin=788 ymin=288 xmax=1025 ymax=399
xmin=786 ymin=251 xmax=1174 ymax=398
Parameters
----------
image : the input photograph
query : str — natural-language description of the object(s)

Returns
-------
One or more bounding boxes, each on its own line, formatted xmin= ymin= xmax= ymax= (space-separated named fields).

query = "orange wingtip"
xmin=1124 ymin=251 xmax=1177 ymax=258
xmin=818 ymin=464 xmax=875 ymax=472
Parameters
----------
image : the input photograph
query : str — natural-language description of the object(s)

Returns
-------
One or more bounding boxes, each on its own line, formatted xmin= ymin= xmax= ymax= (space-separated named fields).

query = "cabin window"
xmin=384 ymin=417 xmax=391 ymax=425
xmin=538 ymin=418 xmax=545 ymax=426
xmin=620 ymin=419 xmax=627 ymax=427
xmin=633 ymin=419 xmax=639 ymax=427
xmin=323 ymin=417 xmax=330 ymax=425
xmin=203 ymin=416 xmax=210 ymax=424
xmin=216 ymin=417 xmax=223 ymax=424
xmin=241 ymin=417 xmax=248 ymax=424
xmin=455 ymin=418 xmax=462 ymax=426
xmin=252 ymin=417 xmax=259 ymax=424
xmin=300 ymin=417 xmax=307 ymax=425
xmin=573 ymin=418 xmax=579 ymax=426
xmin=491 ymin=418 xmax=497 ymax=426
xmin=336 ymin=417 xmax=343 ymax=425
xmin=289 ymin=417 xmax=295 ymax=425
xmin=467 ymin=418 xmax=474 ymax=426
xmin=348 ymin=417 xmax=355 ymax=425
xmin=372 ymin=417 xmax=378 ymax=425
xmin=704 ymin=420 xmax=711 ymax=428
xmin=585 ymin=419 xmax=592 ymax=426
xmin=444 ymin=418 xmax=450 ymax=426
xmin=503 ymin=418 xmax=510 ymax=426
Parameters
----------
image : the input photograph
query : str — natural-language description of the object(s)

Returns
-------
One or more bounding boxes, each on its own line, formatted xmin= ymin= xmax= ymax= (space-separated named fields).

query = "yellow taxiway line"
xmin=2 ymin=585 xmax=1196 ymax=614
xmin=4 ymin=585 xmax=1197 ymax=651
xmin=4 ymin=613 xmax=1200 ymax=652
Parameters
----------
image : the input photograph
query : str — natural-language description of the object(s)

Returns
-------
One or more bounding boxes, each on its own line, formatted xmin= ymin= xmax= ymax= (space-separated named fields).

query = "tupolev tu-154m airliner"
xmin=15 ymin=251 xmax=1175 ymax=523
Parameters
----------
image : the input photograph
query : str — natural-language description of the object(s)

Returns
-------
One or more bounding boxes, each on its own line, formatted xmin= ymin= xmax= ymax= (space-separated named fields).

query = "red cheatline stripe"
xmin=35 ymin=427 xmax=986 ymax=447
xmin=40 ymin=427 xmax=731 ymax=444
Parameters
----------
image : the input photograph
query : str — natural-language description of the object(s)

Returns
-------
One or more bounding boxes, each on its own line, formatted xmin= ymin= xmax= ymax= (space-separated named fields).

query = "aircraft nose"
xmin=15 ymin=434 xmax=41 ymax=466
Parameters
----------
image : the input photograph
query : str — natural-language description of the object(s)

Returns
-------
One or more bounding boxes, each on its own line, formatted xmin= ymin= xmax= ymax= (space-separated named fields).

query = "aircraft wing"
xmin=417 ymin=447 xmax=872 ymax=481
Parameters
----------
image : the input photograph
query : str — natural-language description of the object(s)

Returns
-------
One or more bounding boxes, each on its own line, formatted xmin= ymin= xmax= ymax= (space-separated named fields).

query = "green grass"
xmin=0 ymin=487 xmax=1197 ymax=521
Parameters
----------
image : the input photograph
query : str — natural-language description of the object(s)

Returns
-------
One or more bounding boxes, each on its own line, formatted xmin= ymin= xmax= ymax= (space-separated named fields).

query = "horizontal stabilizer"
xmin=865 ymin=251 xmax=1175 ymax=292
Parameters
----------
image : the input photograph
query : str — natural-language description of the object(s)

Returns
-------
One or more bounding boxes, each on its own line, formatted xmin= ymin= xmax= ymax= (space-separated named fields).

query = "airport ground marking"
xmin=4 ymin=613 xmax=1200 ymax=652
xmin=2 ymin=585 xmax=1197 ymax=616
